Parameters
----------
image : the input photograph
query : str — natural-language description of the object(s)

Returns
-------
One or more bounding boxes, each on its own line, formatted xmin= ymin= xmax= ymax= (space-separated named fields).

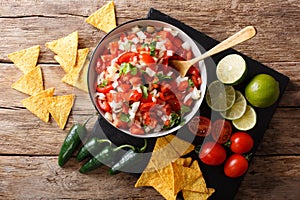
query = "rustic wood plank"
xmin=0 ymin=155 xmax=299 ymax=199
xmin=236 ymin=156 xmax=300 ymax=200
xmin=0 ymin=156 xmax=163 ymax=199
xmin=0 ymin=107 xmax=299 ymax=156
xmin=0 ymin=0 xmax=299 ymax=64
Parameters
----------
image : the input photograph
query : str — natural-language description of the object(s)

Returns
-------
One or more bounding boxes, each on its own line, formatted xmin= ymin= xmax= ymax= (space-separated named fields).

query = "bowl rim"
xmin=87 ymin=18 xmax=207 ymax=138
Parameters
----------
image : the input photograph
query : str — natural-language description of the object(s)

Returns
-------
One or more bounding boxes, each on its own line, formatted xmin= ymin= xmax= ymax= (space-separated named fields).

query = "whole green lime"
xmin=245 ymin=74 xmax=280 ymax=108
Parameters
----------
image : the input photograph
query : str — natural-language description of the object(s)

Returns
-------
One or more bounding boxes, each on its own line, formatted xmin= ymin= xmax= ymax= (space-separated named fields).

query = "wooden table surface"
xmin=0 ymin=0 xmax=299 ymax=199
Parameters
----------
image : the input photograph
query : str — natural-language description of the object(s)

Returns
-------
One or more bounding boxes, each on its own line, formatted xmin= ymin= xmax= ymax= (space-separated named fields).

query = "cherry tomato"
xmin=224 ymin=154 xmax=249 ymax=178
xmin=212 ymin=119 xmax=232 ymax=144
xmin=199 ymin=142 xmax=226 ymax=166
xmin=188 ymin=116 xmax=212 ymax=137
xmin=229 ymin=132 xmax=254 ymax=154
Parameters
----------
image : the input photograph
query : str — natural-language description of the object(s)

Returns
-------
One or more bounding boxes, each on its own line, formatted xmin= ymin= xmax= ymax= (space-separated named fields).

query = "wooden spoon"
xmin=170 ymin=26 xmax=257 ymax=77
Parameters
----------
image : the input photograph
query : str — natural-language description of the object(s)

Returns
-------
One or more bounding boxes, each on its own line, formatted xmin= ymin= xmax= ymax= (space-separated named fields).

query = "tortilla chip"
xmin=151 ymin=137 xmax=180 ymax=170
xmin=165 ymin=134 xmax=195 ymax=156
xmin=44 ymin=94 xmax=75 ymax=129
xmin=46 ymin=31 xmax=78 ymax=68
xmin=151 ymin=176 xmax=177 ymax=200
xmin=11 ymin=66 xmax=44 ymax=95
xmin=8 ymin=45 xmax=40 ymax=74
xmin=173 ymin=157 xmax=192 ymax=167
xmin=75 ymin=59 xmax=89 ymax=92
xmin=61 ymin=48 xmax=89 ymax=86
xmin=172 ymin=163 xmax=201 ymax=195
xmin=183 ymin=160 xmax=209 ymax=193
xmin=85 ymin=1 xmax=116 ymax=33
xmin=21 ymin=88 xmax=55 ymax=122
xmin=182 ymin=188 xmax=215 ymax=200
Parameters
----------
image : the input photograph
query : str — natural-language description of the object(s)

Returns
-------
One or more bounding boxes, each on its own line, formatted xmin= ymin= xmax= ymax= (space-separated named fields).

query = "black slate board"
xmin=91 ymin=8 xmax=290 ymax=200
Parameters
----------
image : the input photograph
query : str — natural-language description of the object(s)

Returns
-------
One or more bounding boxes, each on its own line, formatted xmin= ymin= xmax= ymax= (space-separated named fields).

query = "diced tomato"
xmin=106 ymin=93 xmax=113 ymax=102
xmin=169 ymin=99 xmax=181 ymax=112
xmin=157 ymin=31 xmax=174 ymax=40
xmin=160 ymin=83 xmax=171 ymax=93
xmin=164 ymin=120 xmax=171 ymax=127
xmin=130 ymin=124 xmax=145 ymax=135
xmin=191 ymin=75 xmax=202 ymax=89
xmin=117 ymin=52 xmax=138 ymax=64
xmin=140 ymin=102 xmax=156 ymax=112
xmin=129 ymin=76 xmax=142 ymax=85
xmin=101 ymin=54 xmax=114 ymax=63
xmin=95 ymin=58 xmax=104 ymax=74
xmin=178 ymin=80 xmax=189 ymax=91
xmin=127 ymin=33 xmax=137 ymax=40
xmin=163 ymin=104 xmax=172 ymax=115
xmin=187 ymin=66 xmax=200 ymax=76
xmin=141 ymin=94 xmax=153 ymax=103
xmin=140 ymin=53 xmax=156 ymax=64
xmin=165 ymin=39 xmax=177 ymax=51
xmin=109 ymin=41 xmax=119 ymax=57
xmin=186 ymin=50 xmax=193 ymax=60
xmin=96 ymin=84 xmax=114 ymax=93
xmin=122 ymin=104 xmax=129 ymax=114
xmin=129 ymin=90 xmax=142 ymax=102
xmin=98 ymin=100 xmax=111 ymax=113
xmin=173 ymin=37 xmax=183 ymax=48
xmin=113 ymin=117 xmax=128 ymax=129
xmin=120 ymin=83 xmax=131 ymax=92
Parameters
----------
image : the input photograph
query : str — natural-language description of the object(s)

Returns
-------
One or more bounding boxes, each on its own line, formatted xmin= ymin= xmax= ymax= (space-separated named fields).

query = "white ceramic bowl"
xmin=88 ymin=19 xmax=207 ymax=138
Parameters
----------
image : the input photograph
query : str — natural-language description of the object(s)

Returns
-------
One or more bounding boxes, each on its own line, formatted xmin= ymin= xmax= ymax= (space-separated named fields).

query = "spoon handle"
xmin=190 ymin=26 xmax=256 ymax=65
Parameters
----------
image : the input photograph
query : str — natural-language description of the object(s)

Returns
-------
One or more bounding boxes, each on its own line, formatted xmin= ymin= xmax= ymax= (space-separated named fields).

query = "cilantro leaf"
xmin=120 ymin=113 xmax=131 ymax=123
xmin=141 ymin=85 xmax=148 ymax=99
xmin=119 ymin=63 xmax=137 ymax=76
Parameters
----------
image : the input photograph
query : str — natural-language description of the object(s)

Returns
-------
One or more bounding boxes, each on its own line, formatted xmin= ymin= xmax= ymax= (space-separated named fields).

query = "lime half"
xmin=216 ymin=54 xmax=247 ymax=85
xmin=220 ymin=90 xmax=247 ymax=120
xmin=206 ymin=80 xmax=236 ymax=111
xmin=232 ymin=105 xmax=257 ymax=131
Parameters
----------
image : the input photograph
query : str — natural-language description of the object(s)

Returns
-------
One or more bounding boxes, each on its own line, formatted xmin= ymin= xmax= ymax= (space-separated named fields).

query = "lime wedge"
xmin=232 ymin=105 xmax=256 ymax=131
xmin=220 ymin=90 xmax=247 ymax=120
xmin=216 ymin=54 xmax=247 ymax=85
xmin=206 ymin=80 xmax=236 ymax=111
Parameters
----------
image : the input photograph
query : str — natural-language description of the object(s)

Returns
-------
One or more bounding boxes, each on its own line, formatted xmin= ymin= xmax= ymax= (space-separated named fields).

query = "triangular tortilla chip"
xmin=8 ymin=45 xmax=40 ymax=74
xmin=165 ymin=134 xmax=195 ymax=156
xmin=183 ymin=160 xmax=209 ymax=193
xmin=85 ymin=1 xmax=116 ymax=33
xmin=11 ymin=66 xmax=44 ymax=95
xmin=46 ymin=31 xmax=78 ymax=68
xmin=75 ymin=59 xmax=89 ymax=92
xmin=61 ymin=48 xmax=89 ymax=87
xmin=172 ymin=163 xmax=201 ymax=195
xmin=21 ymin=88 xmax=55 ymax=122
xmin=173 ymin=157 xmax=192 ymax=167
xmin=44 ymin=94 xmax=75 ymax=129
xmin=182 ymin=188 xmax=215 ymax=200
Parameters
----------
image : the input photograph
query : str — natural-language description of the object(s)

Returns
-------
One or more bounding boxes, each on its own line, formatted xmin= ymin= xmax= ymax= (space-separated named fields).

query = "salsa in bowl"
xmin=88 ymin=19 xmax=207 ymax=138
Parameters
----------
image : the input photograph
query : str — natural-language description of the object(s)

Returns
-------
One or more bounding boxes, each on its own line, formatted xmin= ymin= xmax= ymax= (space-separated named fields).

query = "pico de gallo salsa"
xmin=94 ymin=25 xmax=202 ymax=135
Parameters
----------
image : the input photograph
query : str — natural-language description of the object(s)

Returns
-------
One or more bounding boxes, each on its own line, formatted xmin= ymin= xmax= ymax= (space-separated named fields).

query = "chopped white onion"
xmin=167 ymin=50 xmax=173 ymax=56
xmin=146 ymin=67 xmax=156 ymax=77
xmin=191 ymin=87 xmax=201 ymax=100
xmin=136 ymin=31 xmax=147 ymax=40
xmin=104 ymin=112 xmax=112 ymax=122
xmin=131 ymin=37 xmax=139 ymax=44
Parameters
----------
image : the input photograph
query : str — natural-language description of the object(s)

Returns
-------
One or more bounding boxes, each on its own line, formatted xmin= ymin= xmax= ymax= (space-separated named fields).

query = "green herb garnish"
xmin=149 ymin=41 xmax=157 ymax=56
xmin=120 ymin=113 xmax=131 ymax=123
xmin=141 ymin=85 xmax=148 ymax=99
xmin=98 ymin=79 xmax=108 ymax=88
xmin=164 ymin=113 xmax=181 ymax=129
xmin=119 ymin=63 xmax=137 ymax=76
xmin=188 ymin=78 xmax=194 ymax=87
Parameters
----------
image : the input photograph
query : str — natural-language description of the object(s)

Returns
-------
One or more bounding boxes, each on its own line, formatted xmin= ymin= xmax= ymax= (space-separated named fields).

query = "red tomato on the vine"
xmin=224 ymin=154 xmax=249 ymax=178
xmin=199 ymin=142 xmax=227 ymax=166
xmin=212 ymin=119 xmax=232 ymax=144
xmin=229 ymin=132 xmax=254 ymax=154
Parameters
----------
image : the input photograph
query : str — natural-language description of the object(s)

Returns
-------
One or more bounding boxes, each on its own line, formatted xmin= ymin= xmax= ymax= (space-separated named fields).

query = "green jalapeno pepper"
xmin=58 ymin=114 xmax=96 ymax=167
xmin=108 ymin=139 xmax=147 ymax=175
xmin=76 ymin=138 xmax=111 ymax=162
xmin=79 ymin=143 xmax=135 ymax=173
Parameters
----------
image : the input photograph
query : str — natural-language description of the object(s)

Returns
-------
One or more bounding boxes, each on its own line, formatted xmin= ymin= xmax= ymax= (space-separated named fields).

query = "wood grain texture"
xmin=0 ymin=0 xmax=299 ymax=199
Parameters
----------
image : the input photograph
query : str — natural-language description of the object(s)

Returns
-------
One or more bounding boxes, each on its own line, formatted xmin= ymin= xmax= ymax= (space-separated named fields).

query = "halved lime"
xmin=216 ymin=54 xmax=247 ymax=85
xmin=220 ymin=90 xmax=247 ymax=120
xmin=232 ymin=105 xmax=257 ymax=131
xmin=206 ymin=80 xmax=236 ymax=111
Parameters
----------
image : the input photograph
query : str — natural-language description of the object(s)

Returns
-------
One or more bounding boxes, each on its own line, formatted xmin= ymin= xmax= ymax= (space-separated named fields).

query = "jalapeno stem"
xmin=138 ymin=139 xmax=147 ymax=153
xmin=113 ymin=144 xmax=136 ymax=152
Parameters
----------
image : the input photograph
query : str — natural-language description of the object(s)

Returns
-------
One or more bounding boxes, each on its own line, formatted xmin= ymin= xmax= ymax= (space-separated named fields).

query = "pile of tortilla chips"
xmin=46 ymin=31 xmax=89 ymax=92
xmin=135 ymin=135 xmax=215 ymax=200
xmin=8 ymin=44 xmax=75 ymax=129
xmin=86 ymin=1 xmax=117 ymax=33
